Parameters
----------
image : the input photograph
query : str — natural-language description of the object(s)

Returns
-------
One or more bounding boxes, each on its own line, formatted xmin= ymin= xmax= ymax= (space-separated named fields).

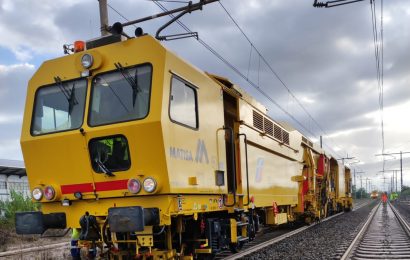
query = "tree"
xmin=354 ymin=187 xmax=369 ymax=199
xmin=401 ymin=185 xmax=410 ymax=196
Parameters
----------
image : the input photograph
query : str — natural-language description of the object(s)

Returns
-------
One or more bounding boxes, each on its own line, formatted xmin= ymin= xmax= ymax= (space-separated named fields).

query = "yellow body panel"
xmin=237 ymin=99 xmax=302 ymax=207
xmin=22 ymin=36 xmax=169 ymax=200
xmin=162 ymin=50 xmax=227 ymax=194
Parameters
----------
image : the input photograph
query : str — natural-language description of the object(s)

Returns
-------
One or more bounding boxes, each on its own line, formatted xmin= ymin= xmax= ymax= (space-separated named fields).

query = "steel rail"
xmin=340 ymin=202 xmax=380 ymax=260
xmin=224 ymin=211 xmax=345 ymax=260
xmin=341 ymin=202 xmax=410 ymax=260
xmin=390 ymin=202 xmax=410 ymax=237
xmin=0 ymin=242 xmax=68 ymax=257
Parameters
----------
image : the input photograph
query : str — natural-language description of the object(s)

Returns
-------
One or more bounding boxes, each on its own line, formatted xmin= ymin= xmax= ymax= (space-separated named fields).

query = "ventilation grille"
xmin=283 ymin=132 xmax=290 ymax=145
xmin=301 ymin=136 xmax=313 ymax=147
xmin=274 ymin=124 xmax=282 ymax=141
xmin=264 ymin=119 xmax=273 ymax=136
xmin=253 ymin=110 xmax=264 ymax=131
xmin=252 ymin=110 xmax=290 ymax=145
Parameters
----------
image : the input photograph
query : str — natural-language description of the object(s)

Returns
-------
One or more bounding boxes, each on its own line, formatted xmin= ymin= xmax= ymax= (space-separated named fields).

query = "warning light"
xmin=74 ymin=41 xmax=85 ymax=53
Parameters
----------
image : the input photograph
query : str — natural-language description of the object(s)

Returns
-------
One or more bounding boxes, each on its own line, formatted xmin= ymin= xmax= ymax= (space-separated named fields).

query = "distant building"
xmin=0 ymin=159 xmax=29 ymax=202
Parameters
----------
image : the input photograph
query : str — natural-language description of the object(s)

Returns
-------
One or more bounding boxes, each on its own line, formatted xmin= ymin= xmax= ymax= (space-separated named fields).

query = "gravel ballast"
xmin=391 ymin=199 xmax=410 ymax=222
xmin=240 ymin=200 xmax=378 ymax=260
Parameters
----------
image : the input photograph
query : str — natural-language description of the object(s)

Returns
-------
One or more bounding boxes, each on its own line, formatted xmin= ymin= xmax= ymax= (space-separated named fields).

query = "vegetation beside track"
xmin=0 ymin=190 xmax=40 ymax=251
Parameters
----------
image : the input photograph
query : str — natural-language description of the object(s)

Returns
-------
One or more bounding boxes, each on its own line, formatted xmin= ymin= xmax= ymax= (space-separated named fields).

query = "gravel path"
xmin=240 ymin=200 xmax=378 ymax=260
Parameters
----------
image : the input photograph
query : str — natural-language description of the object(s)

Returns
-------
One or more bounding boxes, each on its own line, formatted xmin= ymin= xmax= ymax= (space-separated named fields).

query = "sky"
xmin=0 ymin=0 xmax=409 ymax=192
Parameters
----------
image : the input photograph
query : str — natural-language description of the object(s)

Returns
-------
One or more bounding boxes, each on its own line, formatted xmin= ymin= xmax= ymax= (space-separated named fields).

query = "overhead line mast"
xmin=98 ymin=0 xmax=109 ymax=36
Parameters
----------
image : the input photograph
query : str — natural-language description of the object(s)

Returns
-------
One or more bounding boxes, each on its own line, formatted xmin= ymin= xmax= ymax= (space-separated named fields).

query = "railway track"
xmin=220 ymin=211 xmax=345 ymax=259
xmin=219 ymin=199 xmax=372 ymax=260
xmin=341 ymin=202 xmax=410 ymax=259
xmin=0 ymin=242 xmax=68 ymax=259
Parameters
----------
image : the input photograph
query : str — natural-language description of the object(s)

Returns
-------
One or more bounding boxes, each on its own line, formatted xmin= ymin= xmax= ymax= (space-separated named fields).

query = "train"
xmin=15 ymin=15 xmax=352 ymax=260
xmin=370 ymin=190 xmax=379 ymax=199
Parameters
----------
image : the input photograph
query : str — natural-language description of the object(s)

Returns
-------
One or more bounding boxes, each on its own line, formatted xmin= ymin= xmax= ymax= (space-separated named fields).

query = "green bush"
xmin=0 ymin=190 xmax=40 ymax=227
xmin=401 ymin=185 xmax=410 ymax=196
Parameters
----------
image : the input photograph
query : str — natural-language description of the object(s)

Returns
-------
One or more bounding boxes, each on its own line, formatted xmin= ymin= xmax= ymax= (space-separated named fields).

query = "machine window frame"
xmin=168 ymin=74 xmax=199 ymax=130
xmin=88 ymin=63 xmax=153 ymax=127
xmin=88 ymin=134 xmax=132 ymax=174
xmin=30 ymin=77 xmax=88 ymax=136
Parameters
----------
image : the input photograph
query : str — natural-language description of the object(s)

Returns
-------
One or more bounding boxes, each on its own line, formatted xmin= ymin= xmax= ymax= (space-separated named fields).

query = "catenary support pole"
xmin=99 ymin=0 xmax=109 ymax=36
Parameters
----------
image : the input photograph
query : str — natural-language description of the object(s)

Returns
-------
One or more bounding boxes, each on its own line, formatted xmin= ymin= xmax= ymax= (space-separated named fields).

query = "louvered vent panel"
xmin=282 ymin=131 xmax=290 ymax=145
xmin=264 ymin=118 xmax=273 ymax=136
xmin=274 ymin=124 xmax=283 ymax=141
xmin=302 ymin=136 xmax=307 ymax=144
xmin=308 ymin=141 xmax=313 ymax=147
xmin=253 ymin=110 xmax=264 ymax=131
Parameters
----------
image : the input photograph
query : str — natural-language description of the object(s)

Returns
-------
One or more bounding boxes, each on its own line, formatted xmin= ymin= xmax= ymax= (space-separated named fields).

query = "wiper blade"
xmin=114 ymin=62 xmax=140 ymax=107
xmin=68 ymin=83 xmax=76 ymax=114
xmin=54 ymin=76 xmax=78 ymax=114
xmin=95 ymin=158 xmax=115 ymax=177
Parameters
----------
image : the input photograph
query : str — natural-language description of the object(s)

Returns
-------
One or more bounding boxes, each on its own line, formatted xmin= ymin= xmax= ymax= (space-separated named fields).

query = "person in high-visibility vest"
xmin=70 ymin=228 xmax=81 ymax=259
xmin=381 ymin=192 xmax=388 ymax=204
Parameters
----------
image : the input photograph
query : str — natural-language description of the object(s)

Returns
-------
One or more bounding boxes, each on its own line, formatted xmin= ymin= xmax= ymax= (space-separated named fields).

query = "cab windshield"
xmin=89 ymin=64 xmax=152 ymax=126
xmin=31 ymin=78 xmax=87 ymax=135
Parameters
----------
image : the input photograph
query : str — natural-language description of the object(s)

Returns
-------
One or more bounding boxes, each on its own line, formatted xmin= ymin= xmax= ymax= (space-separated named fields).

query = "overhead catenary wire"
xmin=154 ymin=1 xmax=349 ymax=159
xmin=107 ymin=3 xmax=137 ymax=28
xmin=107 ymin=1 xmax=348 ymax=159
xmin=151 ymin=0 xmax=319 ymax=138
xmin=370 ymin=0 xmax=385 ymax=171
xmin=218 ymin=2 xmax=348 ymax=158
xmin=218 ymin=2 xmax=329 ymax=136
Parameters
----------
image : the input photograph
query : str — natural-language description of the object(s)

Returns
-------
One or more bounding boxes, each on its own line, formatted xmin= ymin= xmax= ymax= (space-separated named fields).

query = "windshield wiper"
xmin=94 ymin=158 xmax=115 ymax=177
xmin=54 ymin=76 xmax=78 ymax=114
xmin=114 ymin=62 xmax=141 ymax=107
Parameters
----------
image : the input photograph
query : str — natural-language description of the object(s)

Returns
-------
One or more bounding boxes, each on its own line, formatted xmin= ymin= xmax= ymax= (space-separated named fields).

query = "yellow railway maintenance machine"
xmin=15 ymin=2 xmax=352 ymax=259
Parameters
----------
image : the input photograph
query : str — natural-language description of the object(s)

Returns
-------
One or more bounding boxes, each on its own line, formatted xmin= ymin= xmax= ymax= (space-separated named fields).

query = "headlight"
xmin=32 ymin=188 xmax=43 ymax=201
xmin=143 ymin=177 xmax=157 ymax=193
xmin=44 ymin=186 xmax=56 ymax=200
xmin=127 ymin=179 xmax=141 ymax=194
xmin=81 ymin=54 xmax=93 ymax=69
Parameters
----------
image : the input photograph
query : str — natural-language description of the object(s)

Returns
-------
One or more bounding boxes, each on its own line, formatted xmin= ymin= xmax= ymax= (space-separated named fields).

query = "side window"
xmin=169 ymin=76 xmax=198 ymax=129
xmin=89 ymin=135 xmax=131 ymax=173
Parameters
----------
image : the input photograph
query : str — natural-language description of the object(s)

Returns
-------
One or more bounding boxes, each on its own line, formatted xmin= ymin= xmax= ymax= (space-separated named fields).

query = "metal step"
xmin=237 ymin=236 xmax=249 ymax=243
xmin=236 ymin=221 xmax=249 ymax=227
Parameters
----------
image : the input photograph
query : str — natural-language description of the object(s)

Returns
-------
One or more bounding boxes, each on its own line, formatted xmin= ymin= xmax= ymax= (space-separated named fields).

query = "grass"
xmin=0 ymin=190 xmax=40 ymax=251
xmin=0 ymin=190 xmax=40 ymax=228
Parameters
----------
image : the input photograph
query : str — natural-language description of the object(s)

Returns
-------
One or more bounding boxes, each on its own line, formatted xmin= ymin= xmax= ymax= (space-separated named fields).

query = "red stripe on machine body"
xmin=95 ymin=179 xmax=128 ymax=191
xmin=61 ymin=179 xmax=128 ymax=194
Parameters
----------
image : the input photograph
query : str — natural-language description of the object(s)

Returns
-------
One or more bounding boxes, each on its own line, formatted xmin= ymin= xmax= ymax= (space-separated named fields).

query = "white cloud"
xmin=0 ymin=139 xmax=22 ymax=160
xmin=301 ymin=96 xmax=315 ymax=104
xmin=365 ymin=101 xmax=410 ymax=131
xmin=325 ymin=126 xmax=374 ymax=139
xmin=0 ymin=114 xmax=21 ymax=124
xmin=0 ymin=63 xmax=34 ymax=73
xmin=0 ymin=0 xmax=93 ymax=61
